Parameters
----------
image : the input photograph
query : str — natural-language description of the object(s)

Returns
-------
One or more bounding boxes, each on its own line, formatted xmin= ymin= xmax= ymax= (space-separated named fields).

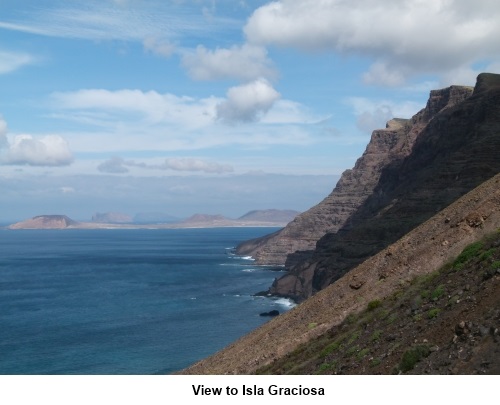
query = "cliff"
xmin=236 ymin=85 xmax=474 ymax=266
xmin=179 ymin=173 xmax=500 ymax=374
xmin=267 ymin=73 xmax=500 ymax=302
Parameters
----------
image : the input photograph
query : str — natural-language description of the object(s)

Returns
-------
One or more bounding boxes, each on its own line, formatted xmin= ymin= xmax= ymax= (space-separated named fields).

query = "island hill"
xmin=179 ymin=72 xmax=500 ymax=375
xmin=6 ymin=209 xmax=300 ymax=230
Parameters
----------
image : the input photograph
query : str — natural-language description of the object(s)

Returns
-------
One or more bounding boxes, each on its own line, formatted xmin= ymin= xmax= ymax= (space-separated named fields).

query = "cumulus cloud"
xmin=0 ymin=134 xmax=74 ymax=166
xmin=346 ymin=97 xmax=422 ymax=133
xmin=244 ymin=0 xmax=500 ymax=85
xmin=182 ymin=44 xmax=276 ymax=81
xmin=0 ymin=49 xmax=35 ymax=74
xmin=216 ymin=79 xmax=280 ymax=123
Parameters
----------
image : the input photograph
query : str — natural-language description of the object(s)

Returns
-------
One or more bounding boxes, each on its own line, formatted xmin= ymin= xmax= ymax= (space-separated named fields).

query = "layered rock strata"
xmin=269 ymin=73 xmax=500 ymax=302
xmin=236 ymin=85 xmax=474 ymax=266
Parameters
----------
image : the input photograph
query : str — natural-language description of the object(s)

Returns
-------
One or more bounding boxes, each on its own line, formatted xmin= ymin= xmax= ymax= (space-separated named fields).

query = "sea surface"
xmin=0 ymin=227 xmax=292 ymax=375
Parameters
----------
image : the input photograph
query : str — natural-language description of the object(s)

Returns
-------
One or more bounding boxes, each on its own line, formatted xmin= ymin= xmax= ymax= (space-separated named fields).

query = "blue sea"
xmin=0 ymin=227 xmax=291 ymax=375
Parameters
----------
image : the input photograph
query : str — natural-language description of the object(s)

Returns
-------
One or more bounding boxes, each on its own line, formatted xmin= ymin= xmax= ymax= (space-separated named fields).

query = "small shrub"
xmin=479 ymin=248 xmax=495 ymax=261
xmin=308 ymin=322 xmax=318 ymax=330
xmin=421 ymin=290 xmax=430 ymax=299
xmin=431 ymin=285 xmax=445 ymax=300
xmin=399 ymin=345 xmax=431 ymax=372
xmin=347 ymin=331 xmax=361 ymax=345
xmin=453 ymin=241 xmax=484 ymax=269
xmin=427 ymin=308 xmax=441 ymax=319
xmin=370 ymin=358 xmax=381 ymax=368
xmin=371 ymin=330 xmax=382 ymax=342
xmin=346 ymin=345 xmax=359 ymax=356
xmin=367 ymin=299 xmax=381 ymax=311
xmin=492 ymin=261 xmax=500 ymax=270
xmin=357 ymin=348 xmax=370 ymax=360
xmin=320 ymin=341 xmax=341 ymax=357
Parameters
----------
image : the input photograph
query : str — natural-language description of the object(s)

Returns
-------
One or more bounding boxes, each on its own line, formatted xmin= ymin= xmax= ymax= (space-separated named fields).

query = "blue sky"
xmin=1 ymin=0 xmax=499 ymax=221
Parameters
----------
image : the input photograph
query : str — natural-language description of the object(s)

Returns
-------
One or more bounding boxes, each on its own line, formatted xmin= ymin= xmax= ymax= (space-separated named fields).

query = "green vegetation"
xmin=371 ymin=330 xmax=382 ymax=342
xmin=427 ymin=308 xmax=441 ymax=319
xmin=452 ymin=241 xmax=483 ymax=270
xmin=320 ymin=341 xmax=341 ymax=357
xmin=356 ymin=348 xmax=370 ymax=360
xmin=367 ymin=299 xmax=381 ymax=311
xmin=397 ymin=345 xmax=431 ymax=373
xmin=255 ymin=229 xmax=500 ymax=375
xmin=431 ymin=285 xmax=445 ymax=300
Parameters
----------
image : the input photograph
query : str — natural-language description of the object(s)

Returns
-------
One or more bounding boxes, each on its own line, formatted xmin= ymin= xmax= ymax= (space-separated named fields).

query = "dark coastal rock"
xmin=260 ymin=310 xmax=280 ymax=317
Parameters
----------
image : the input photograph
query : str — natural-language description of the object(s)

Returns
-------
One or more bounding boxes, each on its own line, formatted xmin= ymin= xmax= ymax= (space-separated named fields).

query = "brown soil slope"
xmin=179 ymin=173 xmax=500 ymax=374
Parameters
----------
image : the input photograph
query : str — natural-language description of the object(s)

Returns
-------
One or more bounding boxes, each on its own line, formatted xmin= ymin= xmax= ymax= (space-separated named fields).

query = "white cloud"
xmin=182 ymin=44 xmax=276 ymax=81
xmin=1 ymin=134 xmax=73 ymax=167
xmin=97 ymin=156 xmax=130 ymax=174
xmin=244 ymin=0 xmax=500 ymax=85
xmin=346 ymin=97 xmax=423 ymax=133
xmin=97 ymin=156 xmax=233 ymax=174
xmin=51 ymin=88 xmax=220 ymax=128
xmin=143 ymin=37 xmax=175 ymax=58
xmin=162 ymin=158 xmax=233 ymax=173
xmin=216 ymin=79 xmax=280 ymax=123
xmin=0 ymin=49 xmax=35 ymax=74
xmin=0 ymin=1 xmax=210 ymax=42
xmin=0 ymin=116 xmax=8 ymax=149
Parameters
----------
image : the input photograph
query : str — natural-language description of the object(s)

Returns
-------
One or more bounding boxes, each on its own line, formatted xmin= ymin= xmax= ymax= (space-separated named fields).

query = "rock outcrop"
xmin=269 ymin=73 xmax=500 ymax=302
xmin=8 ymin=215 xmax=79 ymax=229
xmin=236 ymin=85 xmax=474 ymax=266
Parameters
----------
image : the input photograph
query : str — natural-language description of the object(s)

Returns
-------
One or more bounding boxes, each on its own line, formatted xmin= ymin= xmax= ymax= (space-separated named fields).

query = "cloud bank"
xmin=97 ymin=156 xmax=234 ymax=174
xmin=244 ymin=0 xmax=500 ymax=85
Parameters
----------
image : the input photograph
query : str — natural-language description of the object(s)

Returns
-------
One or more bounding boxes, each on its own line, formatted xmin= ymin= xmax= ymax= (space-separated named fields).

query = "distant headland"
xmin=6 ymin=209 xmax=300 ymax=230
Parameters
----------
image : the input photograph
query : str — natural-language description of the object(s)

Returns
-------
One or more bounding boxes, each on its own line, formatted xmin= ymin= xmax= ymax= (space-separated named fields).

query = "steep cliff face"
xmin=269 ymin=73 xmax=500 ymax=302
xmin=236 ymin=85 xmax=474 ymax=266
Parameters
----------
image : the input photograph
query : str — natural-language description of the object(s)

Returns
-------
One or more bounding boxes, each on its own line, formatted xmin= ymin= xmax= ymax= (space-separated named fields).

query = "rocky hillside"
xmin=257 ymin=230 xmax=500 ymax=375
xmin=179 ymin=173 xmax=500 ymax=374
xmin=236 ymin=85 xmax=474 ymax=266
xmin=268 ymin=73 xmax=500 ymax=302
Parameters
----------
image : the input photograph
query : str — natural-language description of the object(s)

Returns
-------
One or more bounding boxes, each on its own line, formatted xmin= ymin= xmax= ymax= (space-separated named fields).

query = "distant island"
xmin=6 ymin=209 xmax=300 ymax=230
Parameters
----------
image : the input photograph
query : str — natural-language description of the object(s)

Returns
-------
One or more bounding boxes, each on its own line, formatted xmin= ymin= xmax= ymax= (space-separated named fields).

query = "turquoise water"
xmin=0 ymin=228 xmax=290 ymax=374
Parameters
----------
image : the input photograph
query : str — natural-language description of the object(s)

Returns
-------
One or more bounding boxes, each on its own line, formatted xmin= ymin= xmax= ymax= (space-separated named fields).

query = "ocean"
xmin=0 ymin=227 xmax=292 ymax=375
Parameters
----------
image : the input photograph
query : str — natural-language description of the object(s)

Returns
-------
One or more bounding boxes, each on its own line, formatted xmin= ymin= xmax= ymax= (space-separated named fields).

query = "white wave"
xmin=241 ymin=268 xmax=258 ymax=273
xmin=274 ymin=297 xmax=297 ymax=308
xmin=239 ymin=256 xmax=255 ymax=261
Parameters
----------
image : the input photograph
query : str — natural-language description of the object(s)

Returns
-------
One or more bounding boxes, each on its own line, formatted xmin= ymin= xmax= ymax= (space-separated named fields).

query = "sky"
xmin=1 ymin=0 xmax=499 ymax=222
